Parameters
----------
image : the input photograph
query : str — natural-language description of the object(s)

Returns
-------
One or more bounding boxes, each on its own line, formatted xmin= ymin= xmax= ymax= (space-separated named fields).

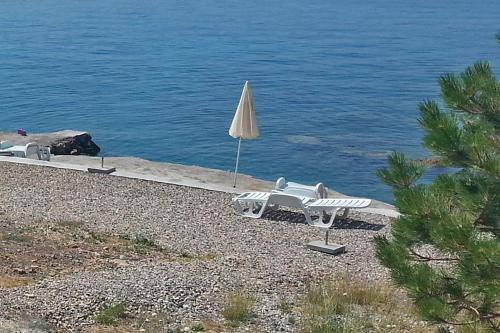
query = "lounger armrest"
xmin=275 ymin=177 xmax=286 ymax=190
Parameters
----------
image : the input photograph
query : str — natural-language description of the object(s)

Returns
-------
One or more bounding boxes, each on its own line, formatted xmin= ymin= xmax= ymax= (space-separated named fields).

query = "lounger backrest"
xmin=274 ymin=177 xmax=327 ymax=199
xmin=281 ymin=186 xmax=317 ymax=199
xmin=267 ymin=193 xmax=307 ymax=209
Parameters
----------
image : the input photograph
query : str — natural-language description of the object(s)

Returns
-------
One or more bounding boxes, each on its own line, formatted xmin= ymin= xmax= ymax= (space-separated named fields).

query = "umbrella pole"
xmin=233 ymin=138 xmax=242 ymax=187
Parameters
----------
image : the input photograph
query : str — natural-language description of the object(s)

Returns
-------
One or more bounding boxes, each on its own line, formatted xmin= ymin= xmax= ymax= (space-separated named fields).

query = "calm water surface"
xmin=0 ymin=0 xmax=498 ymax=202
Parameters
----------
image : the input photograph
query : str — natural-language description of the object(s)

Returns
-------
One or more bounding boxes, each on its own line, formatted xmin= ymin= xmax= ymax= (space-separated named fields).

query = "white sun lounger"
xmin=233 ymin=191 xmax=371 ymax=227
xmin=233 ymin=189 xmax=372 ymax=256
xmin=261 ymin=195 xmax=371 ymax=228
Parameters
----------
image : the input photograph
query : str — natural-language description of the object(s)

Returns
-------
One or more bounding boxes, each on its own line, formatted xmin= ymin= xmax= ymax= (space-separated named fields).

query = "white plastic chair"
xmin=38 ymin=146 xmax=51 ymax=161
xmin=0 ymin=142 xmax=51 ymax=161
xmin=25 ymin=143 xmax=41 ymax=159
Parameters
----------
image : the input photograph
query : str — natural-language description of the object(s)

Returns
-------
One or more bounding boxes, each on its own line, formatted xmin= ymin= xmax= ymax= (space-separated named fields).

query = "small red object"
xmin=17 ymin=128 xmax=27 ymax=136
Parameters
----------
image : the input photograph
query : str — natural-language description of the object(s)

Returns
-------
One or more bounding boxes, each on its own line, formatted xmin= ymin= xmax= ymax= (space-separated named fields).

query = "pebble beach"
xmin=0 ymin=161 xmax=395 ymax=332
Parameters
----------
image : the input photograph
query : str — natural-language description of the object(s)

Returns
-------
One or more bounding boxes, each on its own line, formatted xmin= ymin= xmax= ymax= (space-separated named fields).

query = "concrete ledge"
xmin=0 ymin=156 xmax=243 ymax=194
xmin=0 ymin=156 xmax=401 ymax=218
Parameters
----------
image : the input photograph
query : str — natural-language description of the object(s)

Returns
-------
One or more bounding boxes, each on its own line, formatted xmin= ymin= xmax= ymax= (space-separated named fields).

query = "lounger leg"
xmin=307 ymin=208 xmax=339 ymax=228
xmin=303 ymin=208 xmax=314 ymax=225
xmin=232 ymin=200 xmax=245 ymax=215
xmin=323 ymin=208 xmax=340 ymax=228
xmin=233 ymin=200 xmax=260 ymax=216
xmin=339 ymin=208 xmax=350 ymax=219
xmin=309 ymin=209 xmax=333 ymax=226
xmin=318 ymin=211 xmax=326 ymax=224
xmin=328 ymin=210 xmax=337 ymax=226
xmin=233 ymin=200 xmax=268 ymax=218
xmin=268 ymin=204 xmax=279 ymax=211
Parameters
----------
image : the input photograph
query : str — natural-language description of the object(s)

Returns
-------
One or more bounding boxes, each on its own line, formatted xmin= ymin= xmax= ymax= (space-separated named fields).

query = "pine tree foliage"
xmin=376 ymin=62 xmax=499 ymax=331
xmin=376 ymin=152 xmax=426 ymax=189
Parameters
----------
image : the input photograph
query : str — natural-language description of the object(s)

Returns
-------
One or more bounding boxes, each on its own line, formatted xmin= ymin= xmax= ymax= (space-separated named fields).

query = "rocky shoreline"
xmin=0 ymin=161 xmax=397 ymax=332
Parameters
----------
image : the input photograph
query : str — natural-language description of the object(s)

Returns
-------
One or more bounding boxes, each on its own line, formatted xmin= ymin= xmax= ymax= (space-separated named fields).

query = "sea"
xmin=0 ymin=0 xmax=498 ymax=203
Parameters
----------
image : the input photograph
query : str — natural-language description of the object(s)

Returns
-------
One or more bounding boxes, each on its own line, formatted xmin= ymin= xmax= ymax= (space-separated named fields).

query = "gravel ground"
xmin=0 ymin=161 xmax=393 ymax=332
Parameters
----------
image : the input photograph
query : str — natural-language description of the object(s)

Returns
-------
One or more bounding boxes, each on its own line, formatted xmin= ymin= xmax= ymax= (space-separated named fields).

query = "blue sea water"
xmin=0 ymin=0 xmax=498 ymax=203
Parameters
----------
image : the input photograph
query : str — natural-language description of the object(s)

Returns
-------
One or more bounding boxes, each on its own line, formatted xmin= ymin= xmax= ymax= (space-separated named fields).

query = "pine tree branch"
xmin=437 ymin=310 xmax=500 ymax=331
xmin=455 ymin=305 xmax=500 ymax=329
xmin=474 ymin=224 xmax=500 ymax=233
xmin=409 ymin=249 xmax=459 ymax=262
xmin=434 ymin=299 xmax=500 ymax=328
xmin=460 ymin=103 xmax=484 ymax=115
xmin=437 ymin=316 xmax=479 ymax=327
xmin=488 ymin=319 xmax=500 ymax=332
xmin=414 ymin=156 xmax=443 ymax=166
xmin=460 ymin=305 xmax=481 ymax=319
xmin=436 ymin=305 xmax=492 ymax=327
xmin=474 ymin=191 xmax=500 ymax=231
xmin=477 ymin=312 xmax=500 ymax=332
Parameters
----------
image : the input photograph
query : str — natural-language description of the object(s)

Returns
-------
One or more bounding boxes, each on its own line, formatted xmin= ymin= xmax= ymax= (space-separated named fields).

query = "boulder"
xmin=50 ymin=133 xmax=101 ymax=156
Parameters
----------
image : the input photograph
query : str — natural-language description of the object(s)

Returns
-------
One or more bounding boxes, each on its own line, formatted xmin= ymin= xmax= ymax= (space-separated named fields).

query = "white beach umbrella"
xmin=229 ymin=81 xmax=260 ymax=187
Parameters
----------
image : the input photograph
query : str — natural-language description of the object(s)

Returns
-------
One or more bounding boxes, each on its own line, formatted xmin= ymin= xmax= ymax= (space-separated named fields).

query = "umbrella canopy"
xmin=229 ymin=81 xmax=260 ymax=139
xmin=229 ymin=81 xmax=259 ymax=187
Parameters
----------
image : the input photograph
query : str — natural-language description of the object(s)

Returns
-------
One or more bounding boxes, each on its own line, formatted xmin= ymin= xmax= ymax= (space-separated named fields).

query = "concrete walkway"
xmin=0 ymin=156 xmax=400 ymax=218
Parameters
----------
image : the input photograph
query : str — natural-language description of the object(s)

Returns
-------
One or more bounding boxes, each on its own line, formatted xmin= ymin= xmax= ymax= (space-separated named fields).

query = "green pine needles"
xmin=376 ymin=61 xmax=499 ymax=332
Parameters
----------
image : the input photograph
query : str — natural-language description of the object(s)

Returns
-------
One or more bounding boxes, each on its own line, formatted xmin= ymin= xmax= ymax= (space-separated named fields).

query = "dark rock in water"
xmin=50 ymin=133 xmax=101 ymax=156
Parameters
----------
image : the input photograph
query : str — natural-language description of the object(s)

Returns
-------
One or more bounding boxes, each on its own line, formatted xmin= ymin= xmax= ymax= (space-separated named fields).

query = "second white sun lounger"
xmin=232 ymin=192 xmax=271 ymax=218
xmin=233 ymin=191 xmax=316 ymax=219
